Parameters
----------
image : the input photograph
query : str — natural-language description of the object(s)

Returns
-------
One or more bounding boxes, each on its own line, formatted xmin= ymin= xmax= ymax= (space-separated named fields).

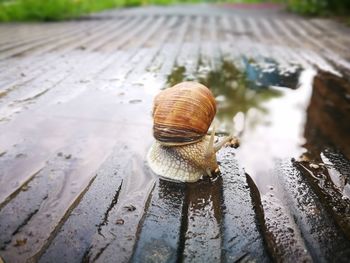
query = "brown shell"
xmin=152 ymin=82 xmax=216 ymax=145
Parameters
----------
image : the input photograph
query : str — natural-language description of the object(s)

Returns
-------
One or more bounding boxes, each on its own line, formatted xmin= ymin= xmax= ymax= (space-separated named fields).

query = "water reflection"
xmin=167 ymin=57 xmax=350 ymax=196
xmin=167 ymin=58 xmax=310 ymax=193
xmin=242 ymin=58 xmax=302 ymax=90
xmin=197 ymin=60 xmax=286 ymax=134
xmin=167 ymin=60 xmax=304 ymax=135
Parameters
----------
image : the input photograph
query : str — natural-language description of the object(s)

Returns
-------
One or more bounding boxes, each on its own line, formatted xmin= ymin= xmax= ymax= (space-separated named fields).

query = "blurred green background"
xmin=0 ymin=0 xmax=349 ymax=21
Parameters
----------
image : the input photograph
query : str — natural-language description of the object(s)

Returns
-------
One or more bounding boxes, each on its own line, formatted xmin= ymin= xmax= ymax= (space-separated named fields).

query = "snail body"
xmin=147 ymin=82 xmax=231 ymax=182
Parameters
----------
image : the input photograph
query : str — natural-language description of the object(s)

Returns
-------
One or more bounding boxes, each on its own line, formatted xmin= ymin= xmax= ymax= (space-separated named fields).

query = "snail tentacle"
xmin=214 ymin=135 xmax=233 ymax=153
xmin=205 ymin=125 xmax=216 ymax=159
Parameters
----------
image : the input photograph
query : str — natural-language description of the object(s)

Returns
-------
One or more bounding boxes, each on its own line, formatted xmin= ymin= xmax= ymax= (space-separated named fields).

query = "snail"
xmin=147 ymin=82 xmax=232 ymax=182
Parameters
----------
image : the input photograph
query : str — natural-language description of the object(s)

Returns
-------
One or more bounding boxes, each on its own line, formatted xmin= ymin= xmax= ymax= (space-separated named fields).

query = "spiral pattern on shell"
xmin=152 ymin=82 xmax=216 ymax=145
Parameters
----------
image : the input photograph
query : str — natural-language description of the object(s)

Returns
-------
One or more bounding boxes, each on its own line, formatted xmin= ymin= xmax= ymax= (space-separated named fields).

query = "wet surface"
xmin=131 ymin=179 xmax=185 ymax=263
xmin=295 ymin=159 xmax=350 ymax=240
xmin=218 ymin=147 xmax=269 ymax=263
xmin=277 ymin=161 xmax=350 ymax=262
xmin=39 ymin=148 xmax=125 ymax=262
xmin=248 ymin=173 xmax=313 ymax=262
xmin=163 ymin=52 xmax=350 ymax=261
xmin=167 ymin=58 xmax=317 ymax=194
xmin=182 ymin=177 xmax=222 ymax=262
xmin=1 ymin=4 xmax=350 ymax=263
xmin=133 ymin=147 xmax=270 ymax=262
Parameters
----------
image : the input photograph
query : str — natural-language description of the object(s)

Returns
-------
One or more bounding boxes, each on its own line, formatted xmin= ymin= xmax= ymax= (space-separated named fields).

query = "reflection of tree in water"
xmin=167 ymin=60 xmax=283 ymax=134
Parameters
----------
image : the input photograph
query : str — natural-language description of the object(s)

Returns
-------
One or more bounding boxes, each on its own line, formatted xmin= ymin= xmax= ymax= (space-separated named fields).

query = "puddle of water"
xmin=167 ymin=58 xmax=350 ymax=194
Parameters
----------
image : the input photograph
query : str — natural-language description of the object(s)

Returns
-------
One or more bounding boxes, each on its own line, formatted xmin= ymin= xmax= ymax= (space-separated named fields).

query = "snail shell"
xmin=148 ymin=82 xmax=231 ymax=182
xmin=152 ymin=82 xmax=216 ymax=145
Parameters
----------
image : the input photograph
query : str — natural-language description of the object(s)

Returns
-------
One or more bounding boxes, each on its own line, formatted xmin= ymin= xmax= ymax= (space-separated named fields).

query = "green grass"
xmin=0 ymin=0 xmax=277 ymax=22
xmin=0 ymin=0 xmax=125 ymax=21
xmin=285 ymin=0 xmax=350 ymax=27
xmin=286 ymin=0 xmax=350 ymax=16
xmin=1 ymin=0 xmax=349 ymax=22
xmin=0 ymin=0 xmax=199 ymax=22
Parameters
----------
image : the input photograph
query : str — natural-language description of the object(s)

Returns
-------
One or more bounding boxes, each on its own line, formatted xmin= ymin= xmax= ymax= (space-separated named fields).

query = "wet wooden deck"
xmin=1 ymin=4 xmax=350 ymax=263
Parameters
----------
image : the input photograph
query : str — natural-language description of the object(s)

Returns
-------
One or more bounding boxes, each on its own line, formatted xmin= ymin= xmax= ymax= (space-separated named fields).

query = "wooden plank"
xmin=0 ymin=17 xmax=127 ymax=82
xmin=296 ymin=157 xmax=350 ymax=240
xmin=132 ymin=146 xmax=270 ymax=263
xmin=182 ymin=178 xmax=222 ymax=263
xmin=0 ymin=17 xmax=136 ymax=97
xmin=131 ymin=179 xmax=186 ymax=263
xmin=0 ymin=22 xmax=94 ymax=60
xmin=38 ymin=147 xmax=125 ymax=263
xmin=248 ymin=172 xmax=313 ymax=262
xmin=85 ymin=156 xmax=155 ymax=263
xmin=277 ymin=160 xmax=350 ymax=262
xmin=218 ymin=147 xmax=270 ymax=262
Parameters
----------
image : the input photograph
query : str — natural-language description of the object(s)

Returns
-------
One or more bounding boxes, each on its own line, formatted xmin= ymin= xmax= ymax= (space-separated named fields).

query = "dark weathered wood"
xmin=247 ymin=173 xmax=313 ymax=263
xmin=38 ymin=147 xmax=125 ymax=263
xmin=218 ymin=147 xmax=270 ymax=263
xmin=131 ymin=179 xmax=186 ymax=263
xmin=182 ymin=178 xmax=222 ymax=263
xmin=277 ymin=160 xmax=350 ymax=262
xmin=296 ymin=160 xmax=350 ymax=240
xmin=131 ymin=146 xmax=270 ymax=263
xmin=84 ymin=157 xmax=155 ymax=263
